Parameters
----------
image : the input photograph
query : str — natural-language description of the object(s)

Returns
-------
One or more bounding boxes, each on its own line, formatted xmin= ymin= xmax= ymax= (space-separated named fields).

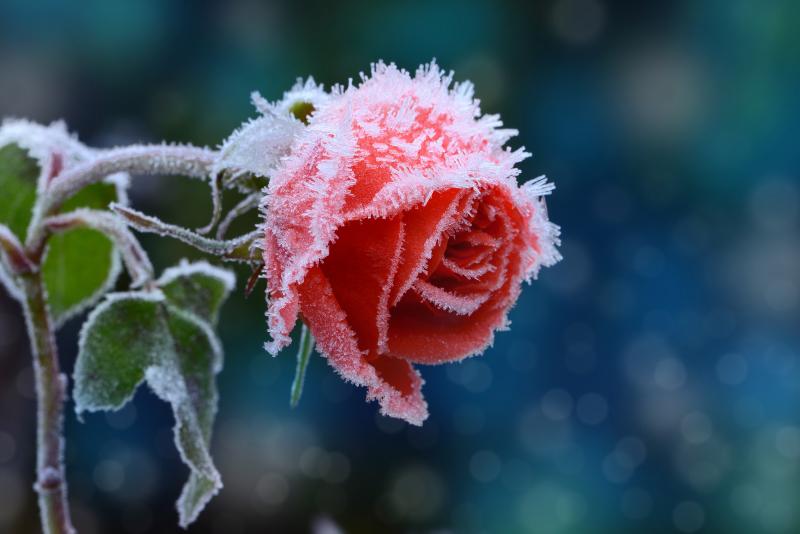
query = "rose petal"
xmin=319 ymin=215 xmax=405 ymax=356
xmin=298 ymin=266 xmax=428 ymax=425
xmin=263 ymin=123 xmax=358 ymax=354
xmin=387 ymin=246 xmax=524 ymax=364
xmin=412 ymin=279 xmax=491 ymax=315
xmin=390 ymin=189 xmax=472 ymax=306
xmin=437 ymin=256 xmax=496 ymax=280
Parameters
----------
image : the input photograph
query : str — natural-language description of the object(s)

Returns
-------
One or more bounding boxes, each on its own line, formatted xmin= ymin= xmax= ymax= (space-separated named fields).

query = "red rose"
xmin=262 ymin=62 xmax=560 ymax=424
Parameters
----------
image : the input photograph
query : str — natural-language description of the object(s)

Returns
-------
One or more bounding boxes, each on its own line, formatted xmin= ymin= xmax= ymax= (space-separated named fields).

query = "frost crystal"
xmin=0 ymin=119 xmax=92 ymax=195
xmin=0 ymin=256 xmax=22 ymax=300
xmin=213 ymin=78 xmax=329 ymax=186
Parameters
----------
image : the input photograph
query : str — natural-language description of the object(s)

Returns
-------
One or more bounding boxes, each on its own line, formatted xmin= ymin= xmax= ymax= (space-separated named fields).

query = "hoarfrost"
xmin=74 ymin=261 xmax=234 ymax=526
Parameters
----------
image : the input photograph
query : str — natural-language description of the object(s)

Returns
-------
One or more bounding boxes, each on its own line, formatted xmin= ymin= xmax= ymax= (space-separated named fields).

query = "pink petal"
xmin=298 ymin=266 xmax=428 ymax=425
xmin=318 ymin=215 xmax=405 ymax=356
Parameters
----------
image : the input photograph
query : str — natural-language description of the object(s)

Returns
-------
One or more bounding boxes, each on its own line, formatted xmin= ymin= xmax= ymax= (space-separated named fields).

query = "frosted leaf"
xmin=74 ymin=261 xmax=234 ymax=527
xmin=0 ymin=121 xmax=133 ymax=323
xmin=43 ymin=177 xmax=130 ymax=325
xmin=148 ymin=307 xmax=223 ymax=527
xmin=45 ymin=208 xmax=153 ymax=288
xmin=213 ymin=110 xmax=303 ymax=186
xmin=215 ymin=77 xmax=329 ymax=190
xmin=0 ymin=119 xmax=92 ymax=197
xmin=74 ymin=291 xmax=166 ymax=411
xmin=157 ymin=259 xmax=235 ymax=327
xmin=0 ymin=143 xmax=39 ymax=240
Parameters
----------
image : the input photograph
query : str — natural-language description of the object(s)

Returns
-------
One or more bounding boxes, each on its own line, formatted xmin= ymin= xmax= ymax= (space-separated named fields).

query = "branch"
xmin=20 ymin=273 xmax=76 ymax=534
xmin=27 ymin=144 xmax=217 ymax=251
xmin=196 ymin=172 xmax=224 ymax=235
xmin=0 ymin=224 xmax=35 ymax=274
xmin=44 ymin=209 xmax=154 ymax=288
xmin=216 ymin=192 xmax=261 ymax=239
xmin=111 ymin=204 xmax=261 ymax=262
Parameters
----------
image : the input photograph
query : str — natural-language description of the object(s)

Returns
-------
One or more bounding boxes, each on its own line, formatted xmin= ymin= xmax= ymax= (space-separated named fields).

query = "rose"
xmin=262 ymin=62 xmax=560 ymax=425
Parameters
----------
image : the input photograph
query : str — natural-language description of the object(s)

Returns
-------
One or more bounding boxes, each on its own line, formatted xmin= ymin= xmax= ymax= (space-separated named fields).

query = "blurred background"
xmin=1 ymin=0 xmax=799 ymax=532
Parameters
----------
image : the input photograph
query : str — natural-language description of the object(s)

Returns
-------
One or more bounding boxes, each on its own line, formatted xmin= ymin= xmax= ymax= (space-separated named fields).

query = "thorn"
xmin=244 ymin=264 xmax=264 ymax=298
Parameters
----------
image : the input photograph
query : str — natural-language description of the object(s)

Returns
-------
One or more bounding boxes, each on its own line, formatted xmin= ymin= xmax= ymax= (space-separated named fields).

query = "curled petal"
xmin=298 ymin=267 xmax=428 ymax=424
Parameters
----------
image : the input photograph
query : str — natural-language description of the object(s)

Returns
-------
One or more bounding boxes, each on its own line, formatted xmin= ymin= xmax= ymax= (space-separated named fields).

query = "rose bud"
xmin=262 ymin=62 xmax=560 ymax=425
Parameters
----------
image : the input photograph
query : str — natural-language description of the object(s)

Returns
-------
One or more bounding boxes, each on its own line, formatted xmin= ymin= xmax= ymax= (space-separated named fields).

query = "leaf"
xmin=0 ymin=123 xmax=131 ymax=320
xmin=158 ymin=308 xmax=223 ymax=526
xmin=158 ymin=260 xmax=236 ymax=326
xmin=0 ymin=143 xmax=38 ymax=240
xmin=73 ymin=292 xmax=164 ymax=411
xmin=74 ymin=262 xmax=235 ymax=527
xmin=43 ymin=179 xmax=128 ymax=324
xmin=0 ymin=120 xmax=96 ymax=240
xmin=213 ymin=110 xmax=302 ymax=190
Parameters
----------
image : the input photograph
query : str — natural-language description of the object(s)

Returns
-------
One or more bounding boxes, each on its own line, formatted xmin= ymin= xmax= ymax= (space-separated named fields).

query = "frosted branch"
xmin=0 ymin=223 xmax=35 ymax=274
xmin=20 ymin=273 xmax=76 ymax=534
xmin=44 ymin=209 xmax=154 ymax=288
xmin=196 ymin=172 xmax=223 ymax=235
xmin=27 ymin=144 xmax=217 ymax=250
xmin=216 ymin=192 xmax=260 ymax=239
xmin=111 ymin=204 xmax=260 ymax=262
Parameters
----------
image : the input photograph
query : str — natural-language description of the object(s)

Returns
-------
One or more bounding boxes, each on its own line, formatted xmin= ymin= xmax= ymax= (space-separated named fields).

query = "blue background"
xmin=1 ymin=0 xmax=798 ymax=533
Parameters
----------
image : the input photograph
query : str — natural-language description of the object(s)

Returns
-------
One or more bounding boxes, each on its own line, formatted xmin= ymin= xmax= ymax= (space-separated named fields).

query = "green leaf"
xmin=0 ymin=143 xmax=38 ymax=240
xmin=74 ymin=262 xmax=235 ymax=527
xmin=160 ymin=308 xmax=222 ymax=526
xmin=159 ymin=260 xmax=236 ymax=326
xmin=60 ymin=181 xmax=119 ymax=212
xmin=43 ymin=180 xmax=127 ymax=324
xmin=0 ymin=143 xmax=127 ymax=316
xmin=73 ymin=292 xmax=164 ymax=411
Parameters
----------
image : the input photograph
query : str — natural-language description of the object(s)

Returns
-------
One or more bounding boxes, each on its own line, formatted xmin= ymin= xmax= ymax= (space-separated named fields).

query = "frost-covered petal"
xmin=317 ymin=215 xmax=405 ymax=356
xmin=297 ymin=266 xmax=428 ymax=424
xmin=263 ymin=117 xmax=358 ymax=355
xmin=388 ymin=188 xmax=472 ymax=306
xmin=387 ymin=246 xmax=523 ymax=365
xmin=412 ymin=279 xmax=490 ymax=315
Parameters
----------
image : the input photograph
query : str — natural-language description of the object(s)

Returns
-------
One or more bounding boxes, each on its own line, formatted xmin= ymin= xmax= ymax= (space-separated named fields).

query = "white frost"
xmin=214 ymin=77 xmax=329 ymax=185
xmin=0 ymin=258 xmax=22 ymax=301
xmin=0 ymin=118 xmax=93 ymax=196
xmin=157 ymin=258 xmax=236 ymax=293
